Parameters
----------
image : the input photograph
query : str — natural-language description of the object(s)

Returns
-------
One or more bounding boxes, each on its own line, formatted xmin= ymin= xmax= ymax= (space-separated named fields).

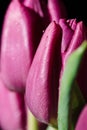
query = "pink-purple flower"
xmin=0 ymin=0 xmax=87 ymax=130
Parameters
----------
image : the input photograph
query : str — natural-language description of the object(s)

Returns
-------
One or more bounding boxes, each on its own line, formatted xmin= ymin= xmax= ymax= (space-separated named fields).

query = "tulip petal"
xmin=23 ymin=0 xmax=43 ymax=17
xmin=1 ymin=0 xmax=43 ymax=92
xmin=66 ymin=21 xmax=87 ymax=56
xmin=23 ymin=0 xmax=67 ymax=26
xmin=75 ymin=105 xmax=87 ymax=130
xmin=59 ymin=18 xmax=74 ymax=53
xmin=25 ymin=21 xmax=62 ymax=125
xmin=48 ymin=0 xmax=67 ymax=23
xmin=0 ymin=76 xmax=26 ymax=130
xmin=64 ymin=21 xmax=87 ymax=100
xmin=67 ymin=18 xmax=77 ymax=30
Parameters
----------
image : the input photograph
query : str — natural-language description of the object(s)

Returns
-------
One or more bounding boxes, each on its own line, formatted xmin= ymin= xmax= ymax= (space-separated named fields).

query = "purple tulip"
xmin=75 ymin=105 xmax=87 ymax=130
xmin=0 ymin=75 xmax=26 ymax=130
xmin=59 ymin=19 xmax=87 ymax=100
xmin=59 ymin=18 xmax=87 ymax=64
xmin=0 ymin=0 xmax=43 ymax=92
xmin=23 ymin=0 xmax=67 ymax=25
xmin=25 ymin=21 xmax=62 ymax=125
xmin=0 ymin=0 xmax=67 ymax=93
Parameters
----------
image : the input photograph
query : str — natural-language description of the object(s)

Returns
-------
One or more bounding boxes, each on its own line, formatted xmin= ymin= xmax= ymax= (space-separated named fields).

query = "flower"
xmin=59 ymin=19 xmax=87 ymax=100
xmin=0 ymin=75 xmax=26 ymax=130
xmin=75 ymin=105 xmax=87 ymax=130
xmin=0 ymin=0 xmax=67 ymax=93
xmin=25 ymin=21 xmax=62 ymax=125
xmin=0 ymin=0 xmax=44 ymax=92
xmin=0 ymin=0 xmax=67 ymax=129
xmin=1 ymin=0 xmax=87 ymax=130
xmin=25 ymin=18 xmax=87 ymax=127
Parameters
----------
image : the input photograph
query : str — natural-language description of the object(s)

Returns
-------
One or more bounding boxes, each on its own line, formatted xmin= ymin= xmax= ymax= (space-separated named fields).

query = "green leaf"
xmin=58 ymin=41 xmax=87 ymax=130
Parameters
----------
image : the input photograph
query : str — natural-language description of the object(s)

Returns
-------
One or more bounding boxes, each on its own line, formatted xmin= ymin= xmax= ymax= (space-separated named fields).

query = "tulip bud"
xmin=59 ymin=19 xmax=87 ymax=64
xmin=75 ymin=105 xmax=87 ymax=130
xmin=59 ymin=19 xmax=87 ymax=100
xmin=0 ymin=76 xmax=26 ymax=130
xmin=25 ymin=21 xmax=62 ymax=125
xmin=0 ymin=0 xmax=43 ymax=92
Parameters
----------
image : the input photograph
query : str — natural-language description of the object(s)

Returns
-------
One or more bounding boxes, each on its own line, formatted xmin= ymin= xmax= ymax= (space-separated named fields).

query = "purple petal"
xmin=61 ymin=20 xmax=87 ymax=67
xmin=67 ymin=18 xmax=77 ymax=30
xmin=25 ymin=21 xmax=62 ymax=124
xmin=59 ymin=18 xmax=74 ymax=53
xmin=23 ymin=0 xmax=44 ymax=17
xmin=75 ymin=105 xmax=87 ymax=130
xmin=1 ymin=0 xmax=43 ymax=92
xmin=0 ymin=76 xmax=26 ymax=130
xmin=23 ymin=0 xmax=67 ymax=26
xmin=62 ymin=20 xmax=87 ymax=100
xmin=66 ymin=21 xmax=87 ymax=57
xmin=48 ymin=0 xmax=67 ymax=23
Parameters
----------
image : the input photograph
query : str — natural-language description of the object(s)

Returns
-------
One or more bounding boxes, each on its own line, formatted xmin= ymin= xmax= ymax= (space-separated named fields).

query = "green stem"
xmin=58 ymin=42 xmax=87 ymax=130
xmin=27 ymin=108 xmax=39 ymax=130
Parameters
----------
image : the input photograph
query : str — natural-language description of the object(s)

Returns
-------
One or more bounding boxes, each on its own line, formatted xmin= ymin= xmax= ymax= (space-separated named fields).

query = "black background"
xmin=63 ymin=0 xmax=87 ymax=25
xmin=0 ymin=0 xmax=10 ymax=34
